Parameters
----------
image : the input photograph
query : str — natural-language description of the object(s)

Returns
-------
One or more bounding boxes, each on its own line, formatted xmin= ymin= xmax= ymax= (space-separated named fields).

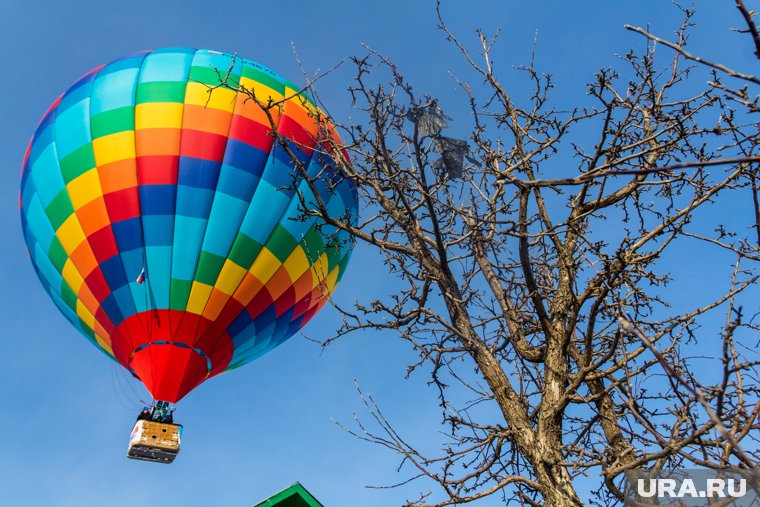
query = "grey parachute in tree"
xmin=407 ymin=101 xmax=450 ymax=138
xmin=432 ymin=136 xmax=477 ymax=180
xmin=408 ymin=100 xmax=476 ymax=179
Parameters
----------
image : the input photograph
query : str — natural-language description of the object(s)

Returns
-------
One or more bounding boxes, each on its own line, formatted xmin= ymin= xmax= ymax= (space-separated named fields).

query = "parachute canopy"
xmin=20 ymin=48 xmax=357 ymax=403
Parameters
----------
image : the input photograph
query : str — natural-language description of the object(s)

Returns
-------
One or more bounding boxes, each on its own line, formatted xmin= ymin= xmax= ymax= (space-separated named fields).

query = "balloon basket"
xmin=127 ymin=419 xmax=182 ymax=464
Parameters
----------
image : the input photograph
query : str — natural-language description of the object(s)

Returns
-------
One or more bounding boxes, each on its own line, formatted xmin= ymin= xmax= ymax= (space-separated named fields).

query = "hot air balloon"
xmin=19 ymin=48 xmax=357 ymax=462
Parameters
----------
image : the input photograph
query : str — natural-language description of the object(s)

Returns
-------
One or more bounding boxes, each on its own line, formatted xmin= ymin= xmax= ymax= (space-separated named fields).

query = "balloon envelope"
xmin=20 ymin=48 xmax=357 ymax=402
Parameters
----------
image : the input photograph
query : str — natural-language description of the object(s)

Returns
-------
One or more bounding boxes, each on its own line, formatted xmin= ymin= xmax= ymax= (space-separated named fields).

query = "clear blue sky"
xmin=0 ymin=1 xmax=754 ymax=506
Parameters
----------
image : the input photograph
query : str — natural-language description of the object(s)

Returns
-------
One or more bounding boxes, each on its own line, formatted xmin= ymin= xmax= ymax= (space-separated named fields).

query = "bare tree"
xmin=220 ymin=2 xmax=760 ymax=505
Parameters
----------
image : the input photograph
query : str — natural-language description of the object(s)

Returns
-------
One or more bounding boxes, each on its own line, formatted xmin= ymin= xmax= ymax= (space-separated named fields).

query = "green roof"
xmin=253 ymin=483 xmax=324 ymax=507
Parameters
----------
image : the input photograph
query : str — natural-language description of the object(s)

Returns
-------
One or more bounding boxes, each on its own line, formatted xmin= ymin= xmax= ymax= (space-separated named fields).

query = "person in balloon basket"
xmin=153 ymin=401 xmax=170 ymax=422
xmin=136 ymin=407 xmax=152 ymax=422
xmin=135 ymin=403 xmax=173 ymax=423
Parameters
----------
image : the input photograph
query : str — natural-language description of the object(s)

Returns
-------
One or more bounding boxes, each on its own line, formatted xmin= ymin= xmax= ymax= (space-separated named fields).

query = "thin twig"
xmin=625 ymin=24 xmax=760 ymax=85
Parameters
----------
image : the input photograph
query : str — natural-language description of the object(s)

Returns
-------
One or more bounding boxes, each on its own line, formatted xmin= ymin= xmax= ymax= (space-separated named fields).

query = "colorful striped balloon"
xmin=20 ymin=48 xmax=357 ymax=403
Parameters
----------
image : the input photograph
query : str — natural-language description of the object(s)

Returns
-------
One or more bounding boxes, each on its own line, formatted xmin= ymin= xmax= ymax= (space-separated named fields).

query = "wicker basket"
xmin=127 ymin=420 xmax=182 ymax=463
